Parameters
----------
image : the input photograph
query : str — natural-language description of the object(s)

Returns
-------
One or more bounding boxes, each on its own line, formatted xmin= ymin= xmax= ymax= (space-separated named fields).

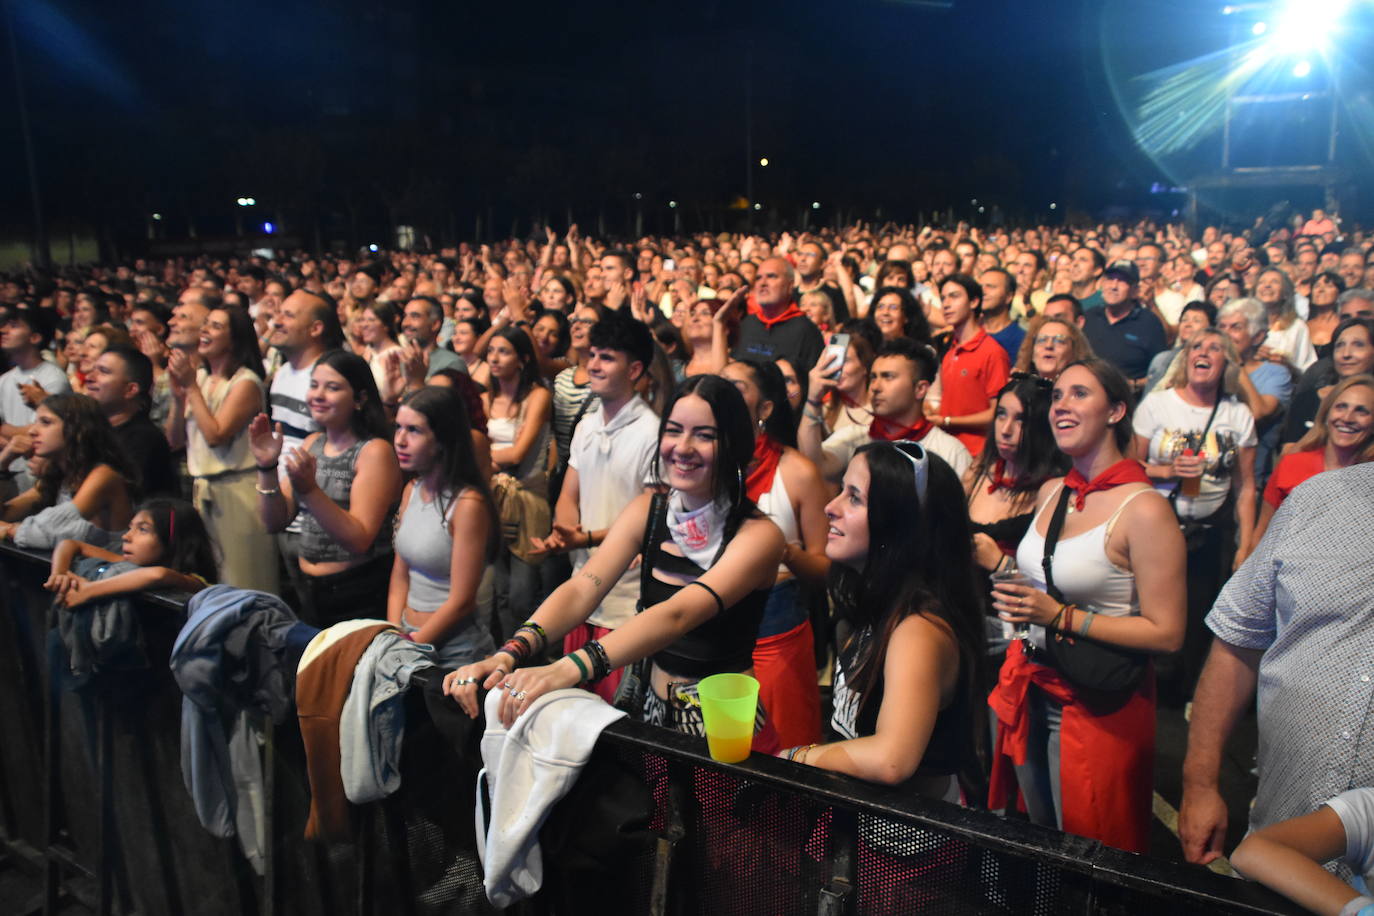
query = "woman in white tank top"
xmin=723 ymin=361 xmax=831 ymax=748
xmin=986 ymin=358 xmax=1186 ymax=855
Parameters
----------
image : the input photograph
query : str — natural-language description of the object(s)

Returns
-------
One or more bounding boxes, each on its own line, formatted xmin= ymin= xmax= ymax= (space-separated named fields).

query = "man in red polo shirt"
xmin=930 ymin=272 xmax=1010 ymax=454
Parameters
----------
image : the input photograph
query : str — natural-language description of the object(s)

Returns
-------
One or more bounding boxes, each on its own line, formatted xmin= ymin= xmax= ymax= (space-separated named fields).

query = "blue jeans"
xmin=492 ymin=548 xmax=544 ymax=644
xmin=1010 ymin=685 xmax=1063 ymax=830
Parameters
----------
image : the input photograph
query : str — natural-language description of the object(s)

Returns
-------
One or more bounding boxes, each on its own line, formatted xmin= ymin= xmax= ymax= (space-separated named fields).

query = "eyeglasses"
xmin=891 ymin=440 xmax=930 ymax=505
xmin=1034 ymin=334 xmax=1070 ymax=346
xmin=570 ymin=317 xmax=597 ymax=326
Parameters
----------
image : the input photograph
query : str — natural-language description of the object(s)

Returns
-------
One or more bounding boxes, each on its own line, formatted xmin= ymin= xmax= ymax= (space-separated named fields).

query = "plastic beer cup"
xmin=696 ymin=673 xmax=759 ymax=763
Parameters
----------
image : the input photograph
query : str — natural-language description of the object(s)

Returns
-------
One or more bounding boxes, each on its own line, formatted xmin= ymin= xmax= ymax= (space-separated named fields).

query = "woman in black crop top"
xmin=779 ymin=440 xmax=986 ymax=799
xmin=963 ymin=376 xmax=1065 ymax=668
xmin=445 ymin=375 xmax=784 ymax=740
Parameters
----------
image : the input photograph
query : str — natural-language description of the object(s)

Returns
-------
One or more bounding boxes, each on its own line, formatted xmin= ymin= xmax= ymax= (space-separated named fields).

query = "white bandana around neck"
xmin=665 ymin=492 xmax=730 ymax=569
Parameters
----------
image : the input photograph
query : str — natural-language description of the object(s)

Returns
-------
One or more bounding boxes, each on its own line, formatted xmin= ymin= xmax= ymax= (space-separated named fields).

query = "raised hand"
xmin=248 ymin=414 xmax=285 ymax=468
xmin=282 ymin=445 xmax=319 ymax=496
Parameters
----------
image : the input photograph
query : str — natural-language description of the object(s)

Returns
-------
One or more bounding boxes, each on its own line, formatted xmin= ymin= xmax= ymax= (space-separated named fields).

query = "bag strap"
xmin=1040 ymin=485 xmax=1073 ymax=603
xmin=636 ymin=491 xmax=669 ymax=613
xmin=1167 ymin=395 xmax=1223 ymax=510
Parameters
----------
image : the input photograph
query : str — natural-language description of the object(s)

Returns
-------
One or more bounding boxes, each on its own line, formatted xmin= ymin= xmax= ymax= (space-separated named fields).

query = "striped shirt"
xmin=1206 ymin=462 xmax=1374 ymax=834
xmin=551 ymin=366 xmax=597 ymax=469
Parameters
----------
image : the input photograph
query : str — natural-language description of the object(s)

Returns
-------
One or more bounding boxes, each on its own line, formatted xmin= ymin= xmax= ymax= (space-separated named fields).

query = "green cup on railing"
xmin=696 ymin=673 xmax=759 ymax=763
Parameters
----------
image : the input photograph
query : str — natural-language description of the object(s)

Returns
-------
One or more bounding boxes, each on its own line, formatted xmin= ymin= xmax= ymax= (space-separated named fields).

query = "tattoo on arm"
xmin=582 ymin=571 xmax=603 ymax=588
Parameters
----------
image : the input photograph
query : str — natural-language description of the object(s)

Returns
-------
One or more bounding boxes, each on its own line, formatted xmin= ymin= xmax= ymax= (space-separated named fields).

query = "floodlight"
xmin=1271 ymin=0 xmax=1349 ymax=53
xmin=1292 ymin=59 xmax=1313 ymax=77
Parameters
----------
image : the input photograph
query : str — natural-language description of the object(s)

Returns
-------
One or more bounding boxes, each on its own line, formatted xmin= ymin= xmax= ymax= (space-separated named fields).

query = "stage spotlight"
xmin=1271 ymin=0 xmax=1349 ymax=54
xmin=1292 ymin=59 xmax=1313 ymax=77
xmin=1252 ymin=21 xmax=1267 ymax=35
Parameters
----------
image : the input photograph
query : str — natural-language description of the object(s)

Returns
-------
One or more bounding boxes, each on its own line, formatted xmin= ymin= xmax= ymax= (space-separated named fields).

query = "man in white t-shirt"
xmin=799 ymin=336 xmax=971 ymax=484
xmin=266 ymin=289 xmax=344 ymax=593
xmin=0 ymin=306 xmax=70 ymax=492
xmin=531 ymin=312 xmax=659 ymax=701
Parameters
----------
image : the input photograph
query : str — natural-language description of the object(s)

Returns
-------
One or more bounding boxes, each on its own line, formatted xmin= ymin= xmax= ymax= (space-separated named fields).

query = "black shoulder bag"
xmin=1039 ymin=486 xmax=1148 ymax=698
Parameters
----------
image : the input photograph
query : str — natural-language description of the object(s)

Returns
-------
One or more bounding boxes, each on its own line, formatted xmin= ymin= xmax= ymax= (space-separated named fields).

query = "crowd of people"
xmin=3 ymin=207 xmax=1373 ymax=908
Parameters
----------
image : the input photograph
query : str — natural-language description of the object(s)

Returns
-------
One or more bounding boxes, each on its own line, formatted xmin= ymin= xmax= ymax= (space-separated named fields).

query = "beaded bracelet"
xmin=499 ymin=635 xmax=532 ymax=664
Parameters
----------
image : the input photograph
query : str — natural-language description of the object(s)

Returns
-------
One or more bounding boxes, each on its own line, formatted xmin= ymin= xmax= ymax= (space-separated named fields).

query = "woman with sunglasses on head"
xmin=444 ymin=375 xmax=785 ymax=749
xmin=784 ymin=438 xmax=985 ymax=801
xmin=988 ymin=358 xmax=1186 ymax=854
xmin=963 ymin=375 xmax=1065 ymax=673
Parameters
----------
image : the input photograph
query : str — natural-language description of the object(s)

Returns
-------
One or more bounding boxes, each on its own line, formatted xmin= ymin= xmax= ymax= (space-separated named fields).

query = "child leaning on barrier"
xmin=44 ymin=497 xmax=216 ymax=607
xmin=1231 ymin=788 xmax=1374 ymax=916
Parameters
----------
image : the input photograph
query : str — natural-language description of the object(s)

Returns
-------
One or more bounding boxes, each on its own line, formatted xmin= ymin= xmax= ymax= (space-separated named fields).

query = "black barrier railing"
xmin=0 ymin=543 xmax=1302 ymax=915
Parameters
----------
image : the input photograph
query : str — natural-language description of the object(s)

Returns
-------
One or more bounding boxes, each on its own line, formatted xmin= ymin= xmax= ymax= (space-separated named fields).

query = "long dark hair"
xmin=313 ymin=349 xmax=391 ymax=441
xmin=731 ymin=360 xmax=797 ymax=448
xmin=490 ymin=326 xmax=543 ymax=402
xmin=869 ymin=285 xmax=931 ymax=343
xmin=651 ymin=375 xmax=758 ymax=537
xmin=210 ymin=306 xmax=265 ymax=380
xmin=137 ymin=497 xmax=217 ymax=583
xmin=830 ymin=442 xmax=986 ymax=778
xmin=36 ymin=393 xmax=139 ymax=505
xmin=974 ymin=376 xmax=1066 ymax=495
xmin=533 ymin=308 xmax=571 ymax=357
xmin=400 ymin=386 xmax=498 ymax=560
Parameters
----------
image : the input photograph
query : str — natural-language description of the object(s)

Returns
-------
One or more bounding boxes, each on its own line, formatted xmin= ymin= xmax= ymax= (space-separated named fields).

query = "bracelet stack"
xmin=581 ymin=639 xmax=612 ymax=681
xmin=498 ymin=621 xmax=549 ymax=666
xmin=784 ymin=744 xmax=818 ymax=764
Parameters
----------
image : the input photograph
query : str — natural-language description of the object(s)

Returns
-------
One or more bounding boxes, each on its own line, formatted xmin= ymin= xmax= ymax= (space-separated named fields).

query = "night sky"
xmin=1 ymin=0 xmax=1368 ymax=250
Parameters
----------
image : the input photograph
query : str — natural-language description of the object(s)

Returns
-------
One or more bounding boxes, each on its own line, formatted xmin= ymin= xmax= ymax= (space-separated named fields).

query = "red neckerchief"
xmin=986 ymin=458 xmax=1019 ymax=494
xmin=868 ymin=414 xmax=933 ymax=443
xmin=1063 ymin=458 xmax=1150 ymax=512
xmin=748 ymin=293 xmax=803 ymax=328
xmin=745 ymin=433 xmax=784 ymax=503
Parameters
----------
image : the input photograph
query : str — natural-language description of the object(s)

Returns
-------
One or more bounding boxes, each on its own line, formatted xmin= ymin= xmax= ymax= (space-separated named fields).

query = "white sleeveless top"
xmin=1015 ymin=483 xmax=1149 ymax=651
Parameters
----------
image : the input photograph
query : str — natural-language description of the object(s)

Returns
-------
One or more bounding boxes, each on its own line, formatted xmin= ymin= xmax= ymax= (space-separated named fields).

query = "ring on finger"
xmin=512 ymin=690 xmax=527 ymax=700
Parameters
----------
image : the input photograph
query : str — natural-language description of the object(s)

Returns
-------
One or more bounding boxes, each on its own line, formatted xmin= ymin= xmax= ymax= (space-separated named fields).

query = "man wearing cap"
xmin=0 ymin=305 xmax=70 ymax=491
xmin=1083 ymin=260 xmax=1168 ymax=392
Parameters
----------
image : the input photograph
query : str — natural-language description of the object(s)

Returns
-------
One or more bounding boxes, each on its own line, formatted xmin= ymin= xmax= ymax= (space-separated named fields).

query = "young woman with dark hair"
xmin=868 ymin=286 xmax=931 ymax=344
xmin=0 ymin=393 xmax=136 ymax=549
xmin=451 ymin=315 xmax=492 ymax=390
xmin=785 ymin=439 xmax=985 ymax=802
xmin=482 ymin=326 xmax=554 ymax=640
xmin=251 ymin=349 xmax=402 ymax=625
xmin=166 ymin=305 xmax=273 ymax=591
xmin=388 ymin=386 xmax=502 ymax=666
xmin=988 ymin=358 xmax=1186 ymax=854
xmin=723 ymin=359 xmax=830 ymax=747
xmin=530 ymin=309 xmax=572 ymax=379
xmin=446 ymin=375 xmax=785 ymax=749
xmin=963 ymin=375 xmax=1066 ymax=669
xmin=358 ymin=301 xmax=404 ymax=394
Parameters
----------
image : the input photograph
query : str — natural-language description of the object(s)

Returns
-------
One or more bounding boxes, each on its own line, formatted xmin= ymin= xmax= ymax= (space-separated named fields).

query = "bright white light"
xmin=1293 ymin=59 xmax=1313 ymax=77
xmin=152 ymin=213 xmax=162 ymax=221
xmin=633 ymin=192 xmax=642 ymax=200
xmin=668 ymin=200 xmax=677 ymax=208
xmin=263 ymin=222 xmax=275 ymax=234
xmin=369 ymin=244 xmax=379 ymax=252
xmin=1049 ymin=202 xmax=1057 ymax=210
xmin=759 ymin=158 xmax=769 ymax=167
xmin=811 ymin=201 xmax=821 ymax=210
xmin=1252 ymin=21 xmax=1267 ymax=36
xmin=752 ymin=203 xmax=762 ymax=210
xmin=978 ymin=206 xmax=986 ymax=213
xmin=1271 ymin=0 xmax=1349 ymax=54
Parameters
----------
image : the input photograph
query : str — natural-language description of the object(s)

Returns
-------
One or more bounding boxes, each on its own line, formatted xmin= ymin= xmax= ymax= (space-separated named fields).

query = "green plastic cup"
xmin=696 ymin=673 xmax=759 ymax=763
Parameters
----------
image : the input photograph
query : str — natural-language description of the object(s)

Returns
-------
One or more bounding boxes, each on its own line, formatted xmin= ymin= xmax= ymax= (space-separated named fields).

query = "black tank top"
xmin=641 ymin=493 xmax=769 ymax=679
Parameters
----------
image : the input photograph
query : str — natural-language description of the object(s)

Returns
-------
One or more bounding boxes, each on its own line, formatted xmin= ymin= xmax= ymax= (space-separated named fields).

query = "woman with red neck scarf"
xmin=987 ymin=358 xmax=1185 ymax=854
xmin=722 ymin=360 xmax=829 ymax=747
xmin=962 ymin=375 xmax=1065 ymax=680
xmin=807 ymin=334 xmax=875 ymax=438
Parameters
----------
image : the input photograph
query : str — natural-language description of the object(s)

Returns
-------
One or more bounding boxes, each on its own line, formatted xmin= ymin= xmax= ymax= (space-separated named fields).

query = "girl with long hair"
xmin=0 ymin=393 xmax=137 ymax=549
xmin=388 ymin=386 xmax=501 ymax=666
xmin=805 ymin=335 xmax=875 ymax=438
xmin=790 ymin=440 xmax=985 ymax=801
xmin=1255 ymin=266 xmax=1317 ymax=371
xmin=165 ymin=305 xmax=274 ymax=592
xmin=1256 ymin=374 xmax=1374 ymax=544
xmin=988 ymin=358 xmax=1186 ymax=854
xmin=963 ymin=376 xmax=1066 ymax=669
xmin=482 ymin=326 xmax=554 ymax=640
xmin=251 ymin=349 xmax=403 ymax=625
xmin=1306 ymin=270 xmax=1346 ymax=359
xmin=723 ymin=360 xmax=830 ymax=748
xmin=445 ymin=375 xmax=785 ymax=750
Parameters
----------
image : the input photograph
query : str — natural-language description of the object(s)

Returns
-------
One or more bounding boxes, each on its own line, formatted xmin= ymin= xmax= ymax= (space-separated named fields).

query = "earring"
xmin=736 ymin=464 xmax=744 ymax=495
xmin=757 ymin=418 xmax=766 ymax=431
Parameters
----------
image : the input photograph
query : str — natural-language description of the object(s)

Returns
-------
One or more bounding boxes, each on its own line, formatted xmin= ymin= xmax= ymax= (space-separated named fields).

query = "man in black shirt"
xmin=84 ymin=345 xmax=176 ymax=497
xmin=731 ymin=257 xmax=825 ymax=399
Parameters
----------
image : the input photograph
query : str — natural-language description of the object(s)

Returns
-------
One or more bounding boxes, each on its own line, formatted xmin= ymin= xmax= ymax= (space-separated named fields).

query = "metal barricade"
xmin=0 ymin=544 xmax=1301 ymax=915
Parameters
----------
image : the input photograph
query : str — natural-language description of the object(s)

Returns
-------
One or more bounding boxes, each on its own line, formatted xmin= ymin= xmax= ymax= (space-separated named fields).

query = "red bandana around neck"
xmin=1063 ymin=458 xmax=1150 ymax=511
xmin=986 ymin=458 xmax=1019 ymax=494
xmin=745 ymin=433 xmax=784 ymax=503
xmin=868 ymin=414 xmax=933 ymax=443
xmin=748 ymin=293 xmax=803 ymax=329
